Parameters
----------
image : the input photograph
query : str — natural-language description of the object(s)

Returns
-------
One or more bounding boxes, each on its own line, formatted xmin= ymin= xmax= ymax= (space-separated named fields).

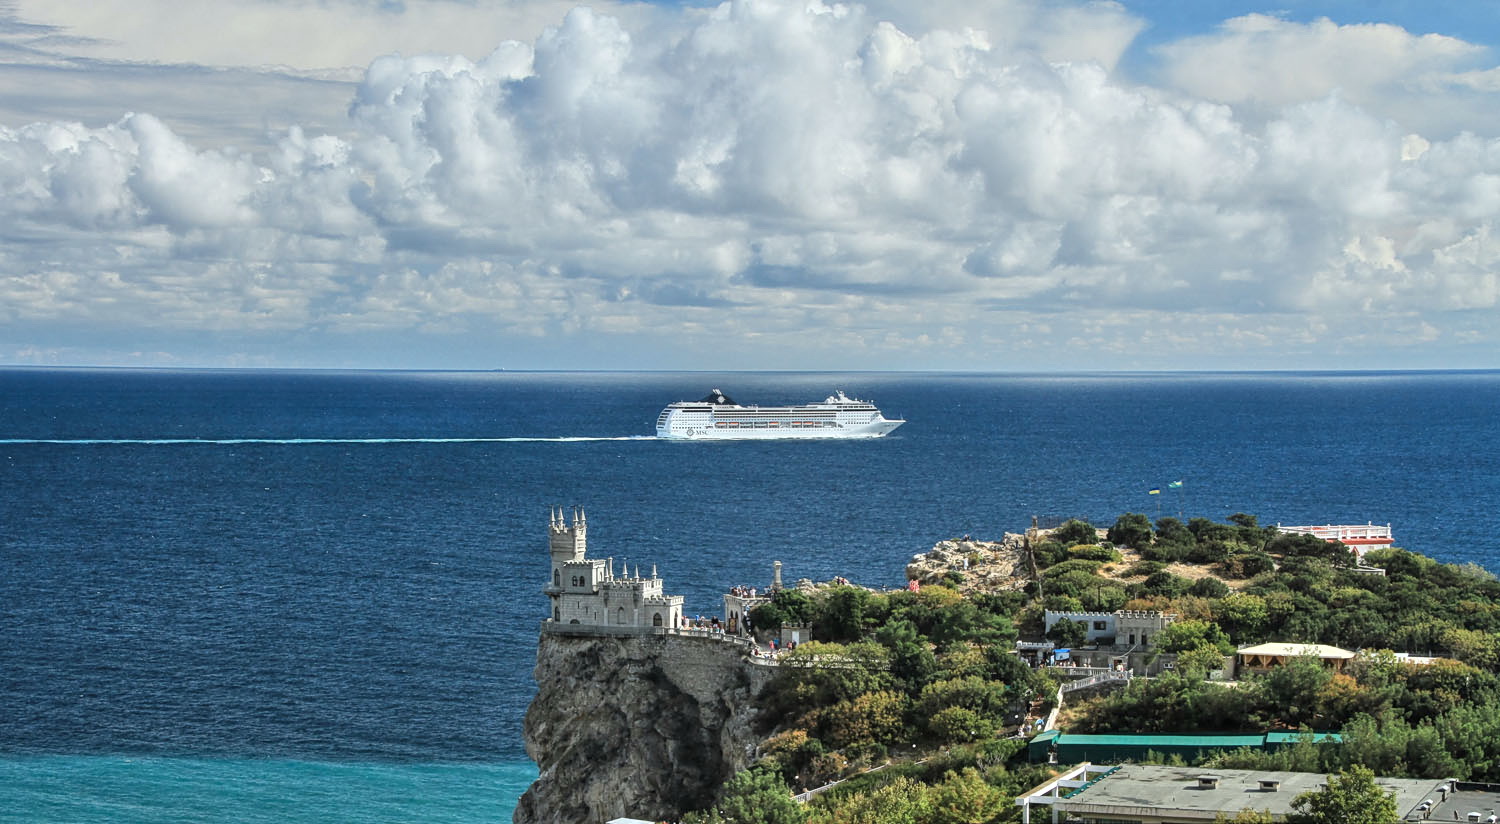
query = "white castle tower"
xmin=544 ymin=507 xmax=684 ymax=631
xmin=549 ymin=506 xmax=588 ymax=568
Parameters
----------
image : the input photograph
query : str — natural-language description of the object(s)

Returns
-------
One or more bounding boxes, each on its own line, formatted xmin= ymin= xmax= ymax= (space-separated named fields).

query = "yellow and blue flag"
xmin=1169 ymin=480 xmax=1183 ymax=489
xmin=1148 ymin=488 xmax=1161 ymax=495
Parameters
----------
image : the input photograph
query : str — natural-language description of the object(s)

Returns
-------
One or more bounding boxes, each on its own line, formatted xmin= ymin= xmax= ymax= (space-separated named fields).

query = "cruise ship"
xmin=655 ymin=389 xmax=904 ymax=440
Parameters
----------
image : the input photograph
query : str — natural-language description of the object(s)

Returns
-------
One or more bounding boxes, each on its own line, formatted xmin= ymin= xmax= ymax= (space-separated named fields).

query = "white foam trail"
xmin=0 ymin=436 xmax=656 ymax=444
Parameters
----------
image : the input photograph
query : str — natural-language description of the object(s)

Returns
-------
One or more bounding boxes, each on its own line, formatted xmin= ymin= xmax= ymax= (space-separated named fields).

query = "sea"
xmin=2 ymin=368 xmax=1499 ymax=822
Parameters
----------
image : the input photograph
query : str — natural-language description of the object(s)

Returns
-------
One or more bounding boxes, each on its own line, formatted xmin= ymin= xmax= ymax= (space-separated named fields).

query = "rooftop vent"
xmin=1258 ymin=779 xmax=1281 ymax=792
xmin=1196 ymin=775 xmax=1221 ymax=789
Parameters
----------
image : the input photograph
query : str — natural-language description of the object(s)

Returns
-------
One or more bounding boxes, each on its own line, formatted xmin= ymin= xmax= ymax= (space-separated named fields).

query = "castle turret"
xmin=549 ymin=506 xmax=587 ymax=564
xmin=543 ymin=508 xmax=683 ymax=631
xmin=547 ymin=508 xmax=592 ymax=621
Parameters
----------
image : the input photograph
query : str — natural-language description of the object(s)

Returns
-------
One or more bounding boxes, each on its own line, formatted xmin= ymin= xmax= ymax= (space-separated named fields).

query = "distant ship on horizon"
xmin=654 ymin=389 xmax=904 ymax=440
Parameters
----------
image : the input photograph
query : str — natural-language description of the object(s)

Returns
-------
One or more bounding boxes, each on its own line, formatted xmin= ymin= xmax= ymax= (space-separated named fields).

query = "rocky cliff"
xmin=905 ymin=533 xmax=1031 ymax=593
xmin=515 ymin=630 xmax=775 ymax=824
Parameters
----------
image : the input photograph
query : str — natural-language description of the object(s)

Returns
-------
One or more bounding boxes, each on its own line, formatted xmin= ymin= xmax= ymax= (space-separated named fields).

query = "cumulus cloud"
xmin=1154 ymin=13 xmax=1500 ymax=137
xmin=2 ymin=0 xmax=1500 ymax=368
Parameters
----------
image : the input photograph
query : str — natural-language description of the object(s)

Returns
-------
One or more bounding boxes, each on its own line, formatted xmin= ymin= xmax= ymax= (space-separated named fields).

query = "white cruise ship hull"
xmin=655 ymin=390 xmax=905 ymax=440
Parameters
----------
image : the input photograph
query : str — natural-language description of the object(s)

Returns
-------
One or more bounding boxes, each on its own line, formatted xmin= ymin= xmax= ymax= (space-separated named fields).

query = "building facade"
xmin=1276 ymin=522 xmax=1394 ymax=558
xmin=543 ymin=508 xmax=685 ymax=630
xmin=1044 ymin=610 xmax=1178 ymax=649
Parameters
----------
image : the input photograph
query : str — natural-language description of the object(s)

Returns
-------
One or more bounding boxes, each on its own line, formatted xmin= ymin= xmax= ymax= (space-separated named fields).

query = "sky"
xmin=2 ymin=0 xmax=1500 ymax=371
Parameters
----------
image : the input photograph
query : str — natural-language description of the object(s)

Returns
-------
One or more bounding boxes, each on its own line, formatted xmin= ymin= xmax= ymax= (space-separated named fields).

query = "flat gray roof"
xmin=1429 ymin=788 xmax=1500 ymax=822
xmin=1056 ymin=764 xmax=1445 ymax=821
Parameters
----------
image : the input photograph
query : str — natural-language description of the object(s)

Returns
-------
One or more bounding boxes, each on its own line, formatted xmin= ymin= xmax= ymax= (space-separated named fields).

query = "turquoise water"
xmin=0 ymin=756 xmax=538 ymax=824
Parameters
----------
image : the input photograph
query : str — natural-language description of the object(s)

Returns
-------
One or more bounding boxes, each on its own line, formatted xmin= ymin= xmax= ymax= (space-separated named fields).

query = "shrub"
xmin=927 ymin=706 xmax=996 ymax=743
xmin=1126 ymin=560 xmax=1168 ymax=577
xmin=1032 ymin=541 xmax=1068 ymax=568
xmin=1051 ymin=519 xmax=1098 ymax=547
xmin=1069 ymin=544 xmax=1123 ymax=563
xmin=1041 ymin=559 xmax=1104 ymax=579
xmin=1189 ymin=577 xmax=1231 ymax=599
xmin=1140 ymin=542 xmax=1188 ymax=563
xmin=1107 ymin=513 xmax=1154 ymax=549
xmin=1141 ymin=571 xmax=1192 ymax=598
xmin=1223 ymin=552 xmax=1276 ymax=579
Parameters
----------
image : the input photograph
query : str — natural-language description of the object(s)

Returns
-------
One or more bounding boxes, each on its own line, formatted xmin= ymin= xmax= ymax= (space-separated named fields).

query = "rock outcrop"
xmin=515 ymin=630 xmax=775 ymax=824
xmin=905 ymin=534 xmax=1031 ymax=593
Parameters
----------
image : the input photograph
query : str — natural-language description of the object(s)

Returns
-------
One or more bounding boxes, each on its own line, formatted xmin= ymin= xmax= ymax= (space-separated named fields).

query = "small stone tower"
xmin=550 ymin=506 xmax=587 ymax=564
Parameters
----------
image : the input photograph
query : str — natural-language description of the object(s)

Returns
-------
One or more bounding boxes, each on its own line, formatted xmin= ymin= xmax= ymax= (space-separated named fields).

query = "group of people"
xmin=751 ymin=638 xmax=797 ymax=659
xmin=678 ymin=614 xmax=723 ymax=633
xmin=727 ymin=585 xmax=762 ymax=599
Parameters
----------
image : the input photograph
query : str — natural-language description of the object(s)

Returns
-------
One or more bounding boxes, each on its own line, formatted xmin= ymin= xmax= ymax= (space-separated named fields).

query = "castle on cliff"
xmin=543 ymin=508 xmax=685 ymax=630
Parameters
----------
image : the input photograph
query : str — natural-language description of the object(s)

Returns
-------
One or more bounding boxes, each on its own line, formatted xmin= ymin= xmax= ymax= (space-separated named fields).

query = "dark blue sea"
xmin=3 ymin=369 xmax=1499 ymax=822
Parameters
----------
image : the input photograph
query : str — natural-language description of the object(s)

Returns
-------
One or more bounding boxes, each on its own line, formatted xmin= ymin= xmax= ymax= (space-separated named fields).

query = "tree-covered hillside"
xmin=681 ymin=513 xmax=1500 ymax=823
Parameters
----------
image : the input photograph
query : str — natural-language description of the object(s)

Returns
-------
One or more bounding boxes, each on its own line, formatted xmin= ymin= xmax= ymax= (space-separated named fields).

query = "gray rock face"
xmin=515 ymin=631 xmax=774 ymax=824
xmin=905 ymin=533 xmax=1031 ymax=593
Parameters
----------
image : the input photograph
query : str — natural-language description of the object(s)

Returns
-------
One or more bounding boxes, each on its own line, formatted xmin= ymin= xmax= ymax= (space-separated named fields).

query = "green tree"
xmin=823 ymin=690 xmax=910 ymax=750
xmin=813 ymin=586 xmax=874 ymax=644
xmin=1440 ymin=627 xmax=1500 ymax=670
xmin=1266 ymin=532 xmax=1356 ymax=568
xmin=1046 ymin=617 xmax=1087 ymax=648
xmin=1068 ymin=544 xmax=1121 ymax=563
xmin=691 ymin=766 xmax=808 ymax=824
xmin=1189 ymin=576 xmax=1231 ymax=598
xmin=1223 ymin=552 xmax=1276 ymax=579
xmin=1157 ymin=619 xmax=1234 ymax=655
xmin=751 ymin=589 xmax=815 ymax=636
xmin=1140 ymin=570 xmax=1192 ymax=598
xmin=757 ymin=729 xmax=826 ymax=786
xmin=771 ymin=642 xmax=893 ymax=712
xmin=917 ymin=676 xmax=1009 ymax=720
xmin=1285 ymin=765 xmax=1397 ymax=824
xmin=1051 ymin=519 xmax=1098 ymax=547
xmin=875 ymin=618 xmax=937 ymax=693
xmin=1107 ymin=513 xmax=1154 ymax=549
xmin=810 ymin=776 xmax=933 ymax=824
xmin=1253 ymin=657 xmax=1334 ymax=728
xmin=927 ymin=706 xmax=995 ymax=743
xmin=1154 ymin=517 xmax=1194 ymax=547
xmin=929 ymin=768 xmax=1007 ymax=824
xmin=1176 ymin=644 xmax=1229 ymax=678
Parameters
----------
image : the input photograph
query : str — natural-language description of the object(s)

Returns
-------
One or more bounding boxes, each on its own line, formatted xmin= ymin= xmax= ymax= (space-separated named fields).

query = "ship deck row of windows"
xmin=705 ymin=421 xmax=837 ymax=429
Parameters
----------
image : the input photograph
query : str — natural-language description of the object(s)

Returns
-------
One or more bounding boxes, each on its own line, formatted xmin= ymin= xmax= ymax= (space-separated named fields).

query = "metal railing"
xmin=1060 ymin=671 xmax=1132 ymax=694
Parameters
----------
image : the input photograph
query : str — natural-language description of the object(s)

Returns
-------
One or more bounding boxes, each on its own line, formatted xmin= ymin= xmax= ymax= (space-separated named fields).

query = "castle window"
xmin=1093 ymin=621 xmax=1108 ymax=631
xmin=553 ymin=570 xmax=560 ymax=587
xmin=653 ymin=613 xmax=663 ymax=627
xmin=554 ymin=606 xmax=560 ymax=622
xmin=616 ymin=607 xmax=625 ymax=625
